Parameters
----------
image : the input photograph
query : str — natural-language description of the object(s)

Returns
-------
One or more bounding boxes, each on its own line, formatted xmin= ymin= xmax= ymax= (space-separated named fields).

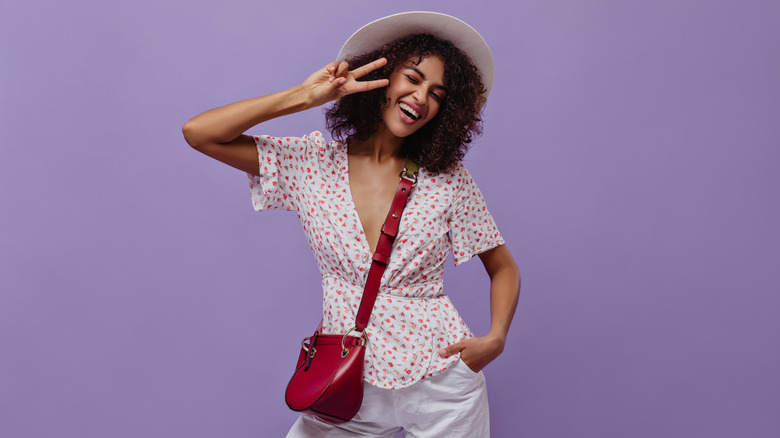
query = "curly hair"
xmin=325 ymin=33 xmax=486 ymax=173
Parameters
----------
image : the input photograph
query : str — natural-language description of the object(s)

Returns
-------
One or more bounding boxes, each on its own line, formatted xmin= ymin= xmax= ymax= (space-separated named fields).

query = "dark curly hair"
xmin=325 ymin=33 xmax=486 ymax=173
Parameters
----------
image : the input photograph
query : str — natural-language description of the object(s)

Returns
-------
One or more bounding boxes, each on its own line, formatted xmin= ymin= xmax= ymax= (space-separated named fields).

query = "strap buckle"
xmin=399 ymin=169 xmax=418 ymax=186
xmin=400 ymin=158 xmax=419 ymax=186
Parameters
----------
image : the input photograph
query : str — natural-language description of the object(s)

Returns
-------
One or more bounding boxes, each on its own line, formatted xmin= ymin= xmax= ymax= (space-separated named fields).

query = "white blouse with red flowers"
xmin=247 ymin=132 xmax=504 ymax=389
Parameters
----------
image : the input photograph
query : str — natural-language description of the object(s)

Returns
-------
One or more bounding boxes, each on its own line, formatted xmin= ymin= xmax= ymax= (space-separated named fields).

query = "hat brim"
xmin=337 ymin=11 xmax=494 ymax=103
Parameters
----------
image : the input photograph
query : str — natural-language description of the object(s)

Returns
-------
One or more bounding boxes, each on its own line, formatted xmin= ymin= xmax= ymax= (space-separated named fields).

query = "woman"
xmin=183 ymin=11 xmax=520 ymax=437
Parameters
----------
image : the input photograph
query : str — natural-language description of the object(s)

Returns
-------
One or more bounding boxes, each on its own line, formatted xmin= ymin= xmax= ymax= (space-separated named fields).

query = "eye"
xmin=404 ymin=74 xmax=420 ymax=84
xmin=431 ymin=91 xmax=444 ymax=103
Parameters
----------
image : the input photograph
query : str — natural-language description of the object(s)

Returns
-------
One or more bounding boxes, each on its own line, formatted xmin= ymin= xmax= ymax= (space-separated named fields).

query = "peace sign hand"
xmin=301 ymin=58 xmax=390 ymax=108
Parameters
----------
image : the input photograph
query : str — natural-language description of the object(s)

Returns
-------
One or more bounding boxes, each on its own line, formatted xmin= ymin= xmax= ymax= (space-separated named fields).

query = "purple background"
xmin=2 ymin=1 xmax=779 ymax=437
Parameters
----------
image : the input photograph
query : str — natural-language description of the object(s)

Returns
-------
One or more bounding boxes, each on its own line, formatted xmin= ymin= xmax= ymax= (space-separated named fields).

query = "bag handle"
xmin=353 ymin=158 xmax=418 ymax=332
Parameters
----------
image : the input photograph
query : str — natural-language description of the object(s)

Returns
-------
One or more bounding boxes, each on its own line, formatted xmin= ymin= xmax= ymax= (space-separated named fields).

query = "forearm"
xmin=182 ymin=85 xmax=312 ymax=147
xmin=477 ymin=244 xmax=520 ymax=345
xmin=486 ymin=263 xmax=521 ymax=344
xmin=183 ymin=58 xmax=389 ymax=150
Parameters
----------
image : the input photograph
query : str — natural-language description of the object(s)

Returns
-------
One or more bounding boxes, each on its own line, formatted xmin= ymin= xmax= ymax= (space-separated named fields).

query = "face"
xmin=381 ymin=55 xmax=447 ymax=138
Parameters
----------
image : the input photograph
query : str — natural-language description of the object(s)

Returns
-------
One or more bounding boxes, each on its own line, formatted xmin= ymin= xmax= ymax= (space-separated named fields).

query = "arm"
xmin=438 ymin=244 xmax=521 ymax=372
xmin=181 ymin=59 xmax=389 ymax=174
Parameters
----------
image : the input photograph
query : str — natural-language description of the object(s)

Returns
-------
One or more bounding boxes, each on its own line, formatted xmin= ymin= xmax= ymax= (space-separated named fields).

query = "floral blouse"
xmin=247 ymin=132 xmax=504 ymax=389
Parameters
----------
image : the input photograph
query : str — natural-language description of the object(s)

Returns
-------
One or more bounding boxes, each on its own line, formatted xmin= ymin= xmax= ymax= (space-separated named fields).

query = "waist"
xmin=322 ymin=275 xmax=444 ymax=299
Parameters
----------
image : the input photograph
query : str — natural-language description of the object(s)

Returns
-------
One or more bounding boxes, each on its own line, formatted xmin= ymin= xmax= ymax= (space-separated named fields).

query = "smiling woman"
xmin=182 ymin=11 xmax=520 ymax=438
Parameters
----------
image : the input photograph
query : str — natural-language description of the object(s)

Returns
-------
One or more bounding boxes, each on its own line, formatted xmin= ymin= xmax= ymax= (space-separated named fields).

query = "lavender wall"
xmin=2 ymin=1 xmax=779 ymax=437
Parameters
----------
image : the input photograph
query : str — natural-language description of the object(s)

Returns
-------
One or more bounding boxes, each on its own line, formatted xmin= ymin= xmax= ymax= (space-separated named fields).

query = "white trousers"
xmin=286 ymin=357 xmax=490 ymax=438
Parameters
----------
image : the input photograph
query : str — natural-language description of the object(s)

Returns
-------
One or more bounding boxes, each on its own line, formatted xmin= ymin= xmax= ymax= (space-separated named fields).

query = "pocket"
xmin=457 ymin=355 xmax=480 ymax=375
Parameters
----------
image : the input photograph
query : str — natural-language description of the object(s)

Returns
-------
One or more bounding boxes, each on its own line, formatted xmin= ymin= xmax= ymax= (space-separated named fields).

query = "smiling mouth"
xmin=399 ymin=102 xmax=420 ymax=120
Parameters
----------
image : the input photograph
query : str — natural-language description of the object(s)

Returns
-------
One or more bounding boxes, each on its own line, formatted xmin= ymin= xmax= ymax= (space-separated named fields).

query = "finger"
xmin=329 ymin=62 xmax=349 ymax=83
xmin=321 ymin=62 xmax=339 ymax=82
xmin=438 ymin=341 xmax=466 ymax=358
xmin=350 ymin=57 xmax=388 ymax=79
xmin=335 ymin=61 xmax=349 ymax=77
xmin=345 ymin=78 xmax=389 ymax=94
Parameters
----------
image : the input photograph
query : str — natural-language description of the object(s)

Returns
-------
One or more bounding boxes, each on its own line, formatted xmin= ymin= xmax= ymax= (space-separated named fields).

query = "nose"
xmin=411 ymin=85 xmax=428 ymax=106
xmin=411 ymin=86 xmax=423 ymax=102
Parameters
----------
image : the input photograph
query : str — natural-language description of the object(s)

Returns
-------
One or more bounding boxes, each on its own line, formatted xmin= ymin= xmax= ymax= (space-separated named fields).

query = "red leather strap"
xmin=354 ymin=165 xmax=416 ymax=332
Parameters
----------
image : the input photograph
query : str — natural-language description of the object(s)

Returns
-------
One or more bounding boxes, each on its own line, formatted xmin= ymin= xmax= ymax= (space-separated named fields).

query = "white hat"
xmin=337 ymin=11 xmax=494 ymax=102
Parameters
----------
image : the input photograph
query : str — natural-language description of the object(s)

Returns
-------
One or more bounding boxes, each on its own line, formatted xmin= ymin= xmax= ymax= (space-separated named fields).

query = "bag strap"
xmin=353 ymin=158 xmax=419 ymax=332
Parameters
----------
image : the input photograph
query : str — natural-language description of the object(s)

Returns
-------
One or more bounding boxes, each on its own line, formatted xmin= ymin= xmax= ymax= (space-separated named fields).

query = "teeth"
xmin=399 ymin=102 xmax=420 ymax=120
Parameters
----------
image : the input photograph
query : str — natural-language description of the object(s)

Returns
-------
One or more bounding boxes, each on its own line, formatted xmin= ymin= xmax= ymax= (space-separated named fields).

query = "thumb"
xmin=438 ymin=340 xmax=467 ymax=358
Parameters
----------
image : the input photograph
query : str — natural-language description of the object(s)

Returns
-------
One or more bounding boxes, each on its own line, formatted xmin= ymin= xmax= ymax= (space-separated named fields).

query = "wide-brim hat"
xmin=337 ymin=11 xmax=494 ymax=103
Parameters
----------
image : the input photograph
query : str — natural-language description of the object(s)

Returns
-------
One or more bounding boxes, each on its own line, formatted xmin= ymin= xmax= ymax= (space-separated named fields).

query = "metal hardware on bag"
xmin=302 ymin=330 xmax=322 ymax=371
xmin=341 ymin=327 xmax=368 ymax=357
xmin=301 ymin=337 xmax=318 ymax=371
xmin=399 ymin=169 xmax=418 ymax=187
xmin=300 ymin=336 xmax=319 ymax=357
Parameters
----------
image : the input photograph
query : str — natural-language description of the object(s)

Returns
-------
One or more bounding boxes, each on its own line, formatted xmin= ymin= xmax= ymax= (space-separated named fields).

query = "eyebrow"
xmin=407 ymin=66 xmax=448 ymax=93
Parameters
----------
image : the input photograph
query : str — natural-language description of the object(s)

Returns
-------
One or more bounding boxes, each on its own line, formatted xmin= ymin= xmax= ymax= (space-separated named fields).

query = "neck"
xmin=349 ymin=124 xmax=404 ymax=162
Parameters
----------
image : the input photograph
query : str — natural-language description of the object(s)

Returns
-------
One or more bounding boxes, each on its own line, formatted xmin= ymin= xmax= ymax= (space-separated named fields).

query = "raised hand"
xmin=301 ymin=58 xmax=390 ymax=108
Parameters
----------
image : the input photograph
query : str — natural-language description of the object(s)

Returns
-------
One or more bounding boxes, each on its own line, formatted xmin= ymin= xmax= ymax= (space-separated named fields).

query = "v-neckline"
xmin=341 ymin=142 xmax=410 ymax=256
xmin=341 ymin=143 xmax=376 ymax=256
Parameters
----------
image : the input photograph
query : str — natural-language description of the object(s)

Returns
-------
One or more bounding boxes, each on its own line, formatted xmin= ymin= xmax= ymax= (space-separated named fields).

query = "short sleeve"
xmin=449 ymin=164 xmax=505 ymax=266
xmin=246 ymin=132 xmax=322 ymax=212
